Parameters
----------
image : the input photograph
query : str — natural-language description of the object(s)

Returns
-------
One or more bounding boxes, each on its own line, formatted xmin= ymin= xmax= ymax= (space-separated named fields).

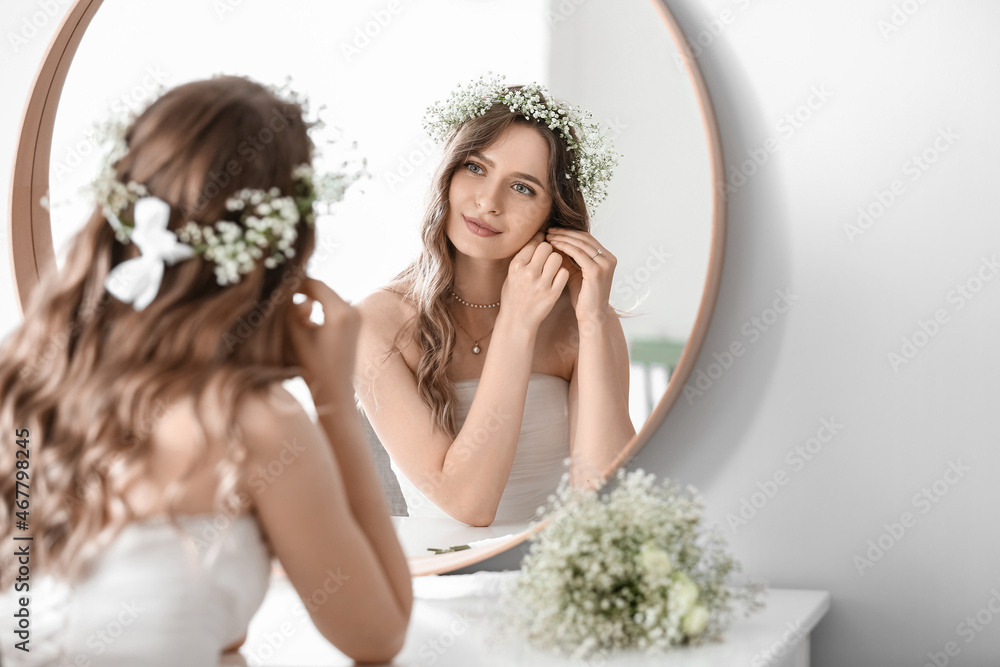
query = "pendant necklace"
xmin=451 ymin=289 xmax=500 ymax=354
xmin=453 ymin=317 xmax=493 ymax=355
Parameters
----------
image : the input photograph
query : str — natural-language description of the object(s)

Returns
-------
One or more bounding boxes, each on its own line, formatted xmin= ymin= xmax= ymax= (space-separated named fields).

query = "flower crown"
xmin=98 ymin=162 xmax=334 ymax=286
xmin=422 ymin=73 xmax=619 ymax=210
xmin=90 ymin=81 xmax=364 ymax=310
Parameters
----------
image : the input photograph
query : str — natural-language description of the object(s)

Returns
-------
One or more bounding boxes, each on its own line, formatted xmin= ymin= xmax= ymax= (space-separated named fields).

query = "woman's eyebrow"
xmin=511 ymin=171 xmax=544 ymax=188
xmin=468 ymin=150 xmax=546 ymax=189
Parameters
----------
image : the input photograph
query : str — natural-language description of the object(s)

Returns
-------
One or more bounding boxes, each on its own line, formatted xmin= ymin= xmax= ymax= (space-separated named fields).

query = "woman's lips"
xmin=463 ymin=215 xmax=501 ymax=237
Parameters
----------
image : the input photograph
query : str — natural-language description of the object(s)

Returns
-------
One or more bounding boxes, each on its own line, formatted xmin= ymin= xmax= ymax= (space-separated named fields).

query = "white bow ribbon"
xmin=104 ymin=197 xmax=196 ymax=311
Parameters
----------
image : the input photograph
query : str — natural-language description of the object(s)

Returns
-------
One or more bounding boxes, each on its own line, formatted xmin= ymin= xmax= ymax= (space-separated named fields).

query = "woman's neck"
xmin=451 ymin=253 xmax=509 ymax=305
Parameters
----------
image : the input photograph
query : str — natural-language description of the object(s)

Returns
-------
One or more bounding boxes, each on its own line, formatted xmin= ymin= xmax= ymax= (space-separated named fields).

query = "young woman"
xmin=355 ymin=76 xmax=636 ymax=527
xmin=0 ymin=76 xmax=411 ymax=665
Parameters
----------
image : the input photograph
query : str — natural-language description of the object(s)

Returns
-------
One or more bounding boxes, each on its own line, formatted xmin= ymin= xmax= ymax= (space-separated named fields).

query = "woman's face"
xmin=445 ymin=123 xmax=554 ymax=260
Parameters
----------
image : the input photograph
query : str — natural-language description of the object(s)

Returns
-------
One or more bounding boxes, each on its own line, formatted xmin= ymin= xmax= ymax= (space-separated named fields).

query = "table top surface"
xmin=392 ymin=516 xmax=535 ymax=575
xmin=233 ymin=571 xmax=831 ymax=667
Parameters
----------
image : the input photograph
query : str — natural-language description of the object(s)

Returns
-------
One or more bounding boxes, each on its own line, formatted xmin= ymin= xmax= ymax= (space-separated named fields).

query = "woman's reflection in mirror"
xmin=354 ymin=78 xmax=636 ymax=527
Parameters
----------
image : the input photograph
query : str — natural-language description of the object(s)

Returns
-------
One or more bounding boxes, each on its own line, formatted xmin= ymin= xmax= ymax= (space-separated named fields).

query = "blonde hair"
xmin=0 ymin=75 xmax=317 ymax=586
xmin=390 ymin=91 xmax=591 ymax=438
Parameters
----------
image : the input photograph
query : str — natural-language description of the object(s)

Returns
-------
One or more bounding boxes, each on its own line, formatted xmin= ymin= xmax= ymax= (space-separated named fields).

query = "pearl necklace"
xmin=451 ymin=290 xmax=500 ymax=309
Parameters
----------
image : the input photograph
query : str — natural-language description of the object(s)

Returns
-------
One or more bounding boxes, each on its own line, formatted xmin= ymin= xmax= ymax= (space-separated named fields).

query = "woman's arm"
xmin=240 ymin=384 xmax=412 ymax=664
xmin=354 ymin=235 xmax=569 ymax=526
xmin=309 ymin=377 xmax=414 ymax=626
xmin=546 ymin=228 xmax=636 ymax=487
xmin=246 ymin=276 xmax=413 ymax=663
xmin=566 ymin=307 xmax=636 ymax=487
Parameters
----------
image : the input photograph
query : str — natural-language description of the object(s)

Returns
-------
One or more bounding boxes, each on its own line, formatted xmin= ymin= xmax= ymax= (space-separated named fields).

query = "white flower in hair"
xmin=104 ymin=197 xmax=196 ymax=311
xmin=84 ymin=77 xmax=367 ymax=312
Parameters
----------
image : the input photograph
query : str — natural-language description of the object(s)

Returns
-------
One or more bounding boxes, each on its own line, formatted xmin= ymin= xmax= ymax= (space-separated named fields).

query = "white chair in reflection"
xmin=359 ymin=408 xmax=409 ymax=516
xmin=627 ymin=338 xmax=686 ymax=428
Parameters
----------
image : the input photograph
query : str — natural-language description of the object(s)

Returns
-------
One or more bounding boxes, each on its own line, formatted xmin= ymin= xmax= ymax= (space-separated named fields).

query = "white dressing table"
xmin=390 ymin=516 xmax=534 ymax=576
xmin=235 ymin=570 xmax=830 ymax=666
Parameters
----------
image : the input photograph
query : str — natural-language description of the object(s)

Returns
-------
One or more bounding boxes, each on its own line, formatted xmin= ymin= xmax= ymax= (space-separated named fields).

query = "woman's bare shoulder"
xmin=170 ymin=379 xmax=316 ymax=462
xmin=355 ymin=284 xmax=414 ymax=326
xmin=353 ymin=284 xmax=424 ymax=380
xmin=132 ymin=381 xmax=314 ymax=515
xmin=354 ymin=283 xmax=419 ymax=354
xmin=226 ymin=383 xmax=315 ymax=455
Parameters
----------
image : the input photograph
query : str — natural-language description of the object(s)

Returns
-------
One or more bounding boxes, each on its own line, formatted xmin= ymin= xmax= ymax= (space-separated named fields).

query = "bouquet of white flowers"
xmin=502 ymin=468 xmax=766 ymax=659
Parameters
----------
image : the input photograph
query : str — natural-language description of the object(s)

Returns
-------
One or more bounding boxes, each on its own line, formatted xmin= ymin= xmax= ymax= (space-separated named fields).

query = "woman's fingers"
xmin=285 ymin=278 xmax=361 ymax=389
xmin=540 ymin=250 xmax=565 ymax=286
xmin=288 ymin=292 xmax=311 ymax=324
xmin=528 ymin=240 xmax=554 ymax=271
xmin=547 ymin=236 xmax=592 ymax=266
xmin=554 ymin=266 xmax=570 ymax=292
xmin=548 ymin=235 xmax=614 ymax=268
xmin=547 ymin=229 xmax=609 ymax=258
xmin=512 ymin=230 xmax=545 ymax=267
xmin=296 ymin=277 xmax=347 ymax=310
xmin=546 ymin=228 xmax=597 ymax=244
xmin=291 ymin=277 xmax=359 ymax=331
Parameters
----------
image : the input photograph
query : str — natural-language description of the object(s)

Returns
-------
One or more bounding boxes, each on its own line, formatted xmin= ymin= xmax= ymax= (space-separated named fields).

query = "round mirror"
xmin=10 ymin=0 xmax=724 ymax=574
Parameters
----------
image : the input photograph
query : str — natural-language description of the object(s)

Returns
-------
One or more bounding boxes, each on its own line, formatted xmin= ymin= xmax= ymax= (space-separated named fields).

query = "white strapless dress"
xmin=0 ymin=514 xmax=271 ymax=667
xmin=392 ymin=373 xmax=571 ymax=523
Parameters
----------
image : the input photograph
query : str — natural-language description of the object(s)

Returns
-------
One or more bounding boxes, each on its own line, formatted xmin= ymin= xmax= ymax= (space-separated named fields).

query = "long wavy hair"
xmin=388 ymin=88 xmax=591 ymax=438
xmin=0 ymin=75 xmax=317 ymax=586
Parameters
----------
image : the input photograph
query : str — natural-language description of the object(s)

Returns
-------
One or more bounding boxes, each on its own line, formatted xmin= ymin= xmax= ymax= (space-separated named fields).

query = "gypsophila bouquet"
xmin=502 ymin=468 xmax=766 ymax=659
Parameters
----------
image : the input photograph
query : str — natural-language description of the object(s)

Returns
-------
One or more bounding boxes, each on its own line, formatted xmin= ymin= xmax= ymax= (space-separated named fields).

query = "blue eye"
xmin=513 ymin=182 xmax=535 ymax=196
xmin=465 ymin=162 xmax=484 ymax=174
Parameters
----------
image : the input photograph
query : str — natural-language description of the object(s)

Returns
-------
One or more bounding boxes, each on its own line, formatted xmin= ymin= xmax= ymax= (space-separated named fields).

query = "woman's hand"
xmin=500 ymin=231 xmax=570 ymax=331
xmin=545 ymin=228 xmax=617 ymax=323
xmin=285 ymin=276 xmax=361 ymax=401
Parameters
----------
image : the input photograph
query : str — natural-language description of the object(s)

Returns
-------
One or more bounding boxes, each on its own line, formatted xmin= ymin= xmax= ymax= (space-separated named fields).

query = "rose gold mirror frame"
xmin=8 ymin=0 xmax=725 ymax=575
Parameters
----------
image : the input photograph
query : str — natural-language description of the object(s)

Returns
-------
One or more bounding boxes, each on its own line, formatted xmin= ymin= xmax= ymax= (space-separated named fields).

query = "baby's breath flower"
xmin=92 ymin=144 xmax=361 ymax=288
xmin=500 ymin=468 xmax=767 ymax=658
xmin=423 ymin=72 xmax=619 ymax=211
xmin=80 ymin=76 xmax=369 ymax=295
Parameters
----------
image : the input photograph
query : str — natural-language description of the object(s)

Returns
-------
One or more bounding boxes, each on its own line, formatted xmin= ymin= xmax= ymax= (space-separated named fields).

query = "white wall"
xmin=4 ymin=2 xmax=1000 ymax=666
xmin=629 ymin=1 xmax=1000 ymax=665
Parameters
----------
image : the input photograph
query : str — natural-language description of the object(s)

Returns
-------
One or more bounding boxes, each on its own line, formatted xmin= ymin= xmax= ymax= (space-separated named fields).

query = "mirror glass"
xmin=46 ymin=0 xmax=716 ymax=572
